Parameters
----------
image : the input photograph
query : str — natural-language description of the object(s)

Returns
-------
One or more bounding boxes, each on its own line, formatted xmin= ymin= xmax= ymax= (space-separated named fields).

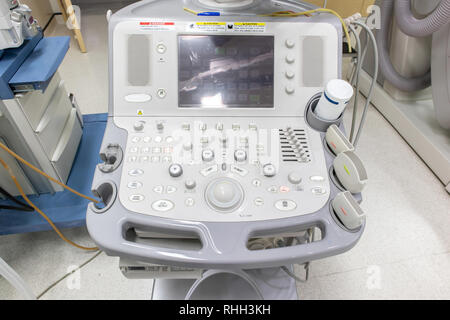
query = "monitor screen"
xmin=178 ymin=35 xmax=274 ymax=108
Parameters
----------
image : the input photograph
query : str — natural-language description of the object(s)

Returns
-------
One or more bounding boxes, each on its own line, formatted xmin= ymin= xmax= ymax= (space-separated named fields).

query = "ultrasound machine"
xmin=86 ymin=0 xmax=368 ymax=299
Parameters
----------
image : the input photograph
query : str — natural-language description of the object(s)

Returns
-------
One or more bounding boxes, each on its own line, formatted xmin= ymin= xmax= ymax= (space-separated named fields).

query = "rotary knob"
xmin=185 ymin=180 xmax=196 ymax=190
xmin=169 ymin=164 xmax=183 ymax=178
xmin=133 ymin=121 xmax=145 ymax=131
xmin=262 ymin=163 xmax=277 ymax=177
xmin=206 ymin=178 xmax=244 ymax=212
xmin=234 ymin=149 xmax=247 ymax=162
xmin=202 ymin=149 xmax=215 ymax=162
xmin=288 ymin=172 xmax=303 ymax=185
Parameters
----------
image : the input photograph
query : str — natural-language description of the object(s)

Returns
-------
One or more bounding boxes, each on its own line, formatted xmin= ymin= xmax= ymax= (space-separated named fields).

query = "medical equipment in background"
xmin=0 ymin=0 xmax=39 ymax=51
xmin=357 ymin=0 xmax=450 ymax=193
xmin=86 ymin=0 xmax=373 ymax=299
xmin=0 ymin=0 xmax=83 ymax=199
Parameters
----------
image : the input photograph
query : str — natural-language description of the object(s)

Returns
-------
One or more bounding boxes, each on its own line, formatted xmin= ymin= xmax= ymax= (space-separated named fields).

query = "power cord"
xmin=0 ymin=186 xmax=34 ymax=212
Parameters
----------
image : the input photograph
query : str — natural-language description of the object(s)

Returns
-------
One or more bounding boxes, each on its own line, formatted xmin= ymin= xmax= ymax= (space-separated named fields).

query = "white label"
xmin=187 ymin=22 xmax=227 ymax=32
xmin=229 ymin=22 xmax=266 ymax=33
xmin=139 ymin=21 xmax=175 ymax=31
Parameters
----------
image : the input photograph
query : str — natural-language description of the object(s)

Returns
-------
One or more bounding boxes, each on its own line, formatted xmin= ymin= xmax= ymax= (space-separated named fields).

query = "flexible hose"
xmin=0 ymin=257 xmax=36 ymax=300
xmin=376 ymin=0 xmax=431 ymax=92
xmin=0 ymin=157 xmax=99 ymax=251
xmin=0 ymin=142 xmax=99 ymax=204
xmin=395 ymin=0 xmax=450 ymax=37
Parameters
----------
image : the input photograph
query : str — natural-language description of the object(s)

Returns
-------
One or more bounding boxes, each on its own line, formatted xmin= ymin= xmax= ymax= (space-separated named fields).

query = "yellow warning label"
xmin=231 ymin=22 xmax=266 ymax=32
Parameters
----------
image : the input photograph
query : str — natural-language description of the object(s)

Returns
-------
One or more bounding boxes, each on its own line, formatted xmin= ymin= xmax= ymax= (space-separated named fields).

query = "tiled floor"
xmin=1 ymin=8 xmax=449 ymax=300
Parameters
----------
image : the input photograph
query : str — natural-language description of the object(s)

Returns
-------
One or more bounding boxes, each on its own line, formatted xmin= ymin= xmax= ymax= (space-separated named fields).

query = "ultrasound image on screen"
xmin=178 ymin=35 xmax=274 ymax=108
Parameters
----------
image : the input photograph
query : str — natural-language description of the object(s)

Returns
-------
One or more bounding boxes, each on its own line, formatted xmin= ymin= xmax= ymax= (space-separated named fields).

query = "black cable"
xmin=0 ymin=186 xmax=34 ymax=212
xmin=42 ymin=12 xmax=63 ymax=34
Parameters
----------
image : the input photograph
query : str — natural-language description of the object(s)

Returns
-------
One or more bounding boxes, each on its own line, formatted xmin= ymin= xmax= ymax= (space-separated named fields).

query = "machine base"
xmin=151 ymin=267 xmax=299 ymax=300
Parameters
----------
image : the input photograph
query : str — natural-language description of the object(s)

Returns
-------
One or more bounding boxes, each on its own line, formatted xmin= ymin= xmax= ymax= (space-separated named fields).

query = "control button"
xmin=285 ymin=70 xmax=295 ymax=79
xmin=288 ymin=172 xmax=303 ymax=185
xmin=154 ymin=136 xmax=162 ymax=143
xmin=310 ymin=176 xmax=325 ymax=182
xmin=143 ymin=136 xmax=152 ymax=143
xmin=221 ymin=163 xmax=227 ymax=172
xmin=280 ymin=186 xmax=290 ymax=193
xmin=141 ymin=147 xmax=150 ymax=154
xmin=263 ymin=164 xmax=277 ymax=177
xmin=267 ymin=185 xmax=278 ymax=193
xmin=152 ymin=200 xmax=174 ymax=212
xmin=252 ymin=179 xmax=262 ymax=187
xmin=206 ymin=178 xmax=244 ymax=212
xmin=153 ymin=186 xmax=164 ymax=194
xmin=185 ymin=198 xmax=195 ymax=207
xmin=234 ymin=149 xmax=247 ymax=162
xmin=152 ymin=147 xmax=161 ymax=154
xmin=275 ymin=200 xmax=297 ymax=212
xmin=285 ymin=85 xmax=295 ymax=95
xmin=249 ymin=123 xmax=258 ymax=130
xmin=169 ymin=164 xmax=183 ymax=178
xmin=157 ymin=88 xmax=167 ymax=99
xmin=131 ymin=136 xmax=140 ymax=143
xmin=164 ymin=147 xmax=173 ymax=154
xmin=128 ymin=181 xmax=143 ymax=189
xmin=254 ymin=198 xmax=264 ymax=206
xmin=125 ymin=94 xmax=151 ymax=103
xmin=202 ymin=149 xmax=215 ymax=162
xmin=312 ymin=187 xmax=327 ymax=195
xmin=128 ymin=156 xmax=137 ymax=163
xmin=133 ymin=122 xmax=145 ymax=132
xmin=185 ymin=180 xmax=197 ymax=190
xmin=200 ymin=123 xmax=207 ymax=131
xmin=219 ymin=135 xmax=228 ymax=145
xmin=285 ymin=39 xmax=295 ymax=48
xmin=140 ymin=156 xmax=150 ymax=162
xmin=166 ymin=186 xmax=177 ymax=194
xmin=162 ymin=156 xmax=172 ymax=162
xmin=183 ymin=142 xmax=193 ymax=151
xmin=182 ymin=123 xmax=191 ymax=131
xmin=286 ymin=54 xmax=296 ymax=64
xmin=156 ymin=43 xmax=167 ymax=54
xmin=200 ymin=165 xmax=218 ymax=177
xmin=200 ymin=137 xmax=209 ymax=144
xmin=157 ymin=121 xmax=164 ymax=131
xmin=232 ymin=124 xmax=240 ymax=131
xmin=129 ymin=194 xmax=145 ymax=202
xmin=151 ymin=156 xmax=160 ymax=163
xmin=128 ymin=169 xmax=144 ymax=177
xmin=231 ymin=165 xmax=248 ymax=177
xmin=216 ymin=123 xmax=223 ymax=131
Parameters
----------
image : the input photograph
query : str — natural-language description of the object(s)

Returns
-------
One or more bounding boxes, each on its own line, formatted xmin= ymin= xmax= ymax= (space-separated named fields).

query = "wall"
xmin=21 ymin=0 xmax=55 ymax=30
xmin=306 ymin=0 xmax=376 ymax=17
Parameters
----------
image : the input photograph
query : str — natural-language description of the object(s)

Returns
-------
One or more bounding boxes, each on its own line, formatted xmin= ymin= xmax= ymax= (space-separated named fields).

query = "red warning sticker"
xmin=139 ymin=22 xmax=175 ymax=30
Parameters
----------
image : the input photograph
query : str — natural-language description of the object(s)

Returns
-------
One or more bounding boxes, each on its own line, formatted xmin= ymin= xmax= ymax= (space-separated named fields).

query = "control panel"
xmin=115 ymin=117 xmax=330 ymax=222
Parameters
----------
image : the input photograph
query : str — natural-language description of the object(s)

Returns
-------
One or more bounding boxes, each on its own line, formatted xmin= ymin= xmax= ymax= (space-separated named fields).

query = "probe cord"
xmin=0 ymin=186 xmax=34 ymax=212
xmin=0 ymin=156 xmax=98 ymax=251
xmin=0 ymin=142 xmax=100 ymax=204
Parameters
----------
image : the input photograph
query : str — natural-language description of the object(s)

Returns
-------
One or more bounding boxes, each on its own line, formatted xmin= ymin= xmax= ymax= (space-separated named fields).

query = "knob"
xmin=286 ymin=54 xmax=295 ymax=64
xmin=169 ymin=164 xmax=183 ymax=178
xmin=285 ymin=70 xmax=295 ymax=79
xmin=263 ymin=164 xmax=277 ymax=177
xmin=285 ymin=39 xmax=295 ymax=48
xmin=133 ymin=121 xmax=144 ymax=131
xmin=234 ymin=149 xmax=247 ymax=162
xmin=216 ymin=123 xmax=224 ymax=131
xmin=202 ymin=149 xmax=215 ymax=162
xmin=286 ymin=85 xmax=295 ymax=94
xmin=206 ymin=178 xmax=243 ymax=212
xmin=185 ymin=180 xmax=196 ymax=190
xmin=220 ymin=135 xmax=228 ymax=145
xmin=156 ymin=121 xmax=164 ymax=131
xmin=288 ymin=172 xmax=303 ymax=185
